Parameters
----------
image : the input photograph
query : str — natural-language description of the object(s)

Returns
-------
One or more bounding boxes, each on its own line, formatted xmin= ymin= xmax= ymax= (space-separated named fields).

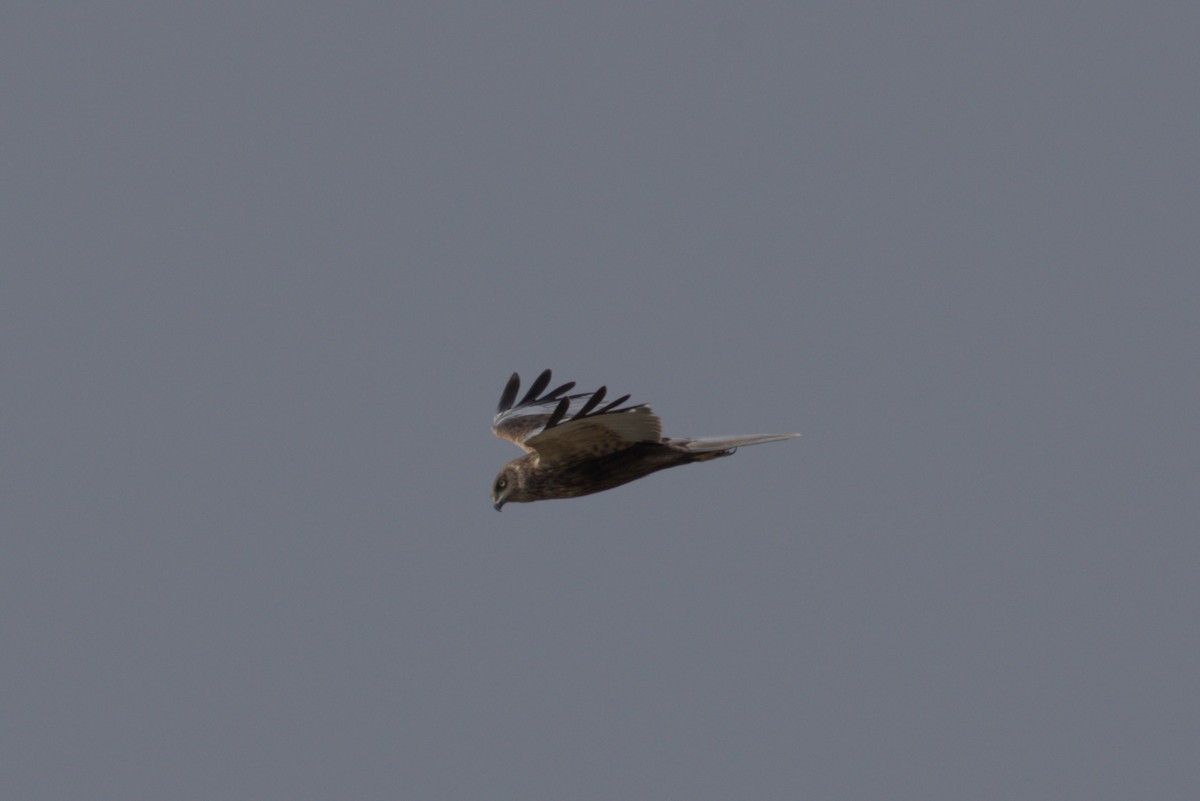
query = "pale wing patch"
xmin=494 ymin=394 xmax=594 ymax=452
xmin=526 ymin=407 xmax=662 ymax=466
xmin=493 ymin=410 xmax=555 ymax=452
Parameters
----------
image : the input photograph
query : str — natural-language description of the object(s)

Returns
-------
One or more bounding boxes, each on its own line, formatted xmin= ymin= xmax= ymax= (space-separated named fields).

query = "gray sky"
xmin=4 ymin=3 xmax=1198 ymax=799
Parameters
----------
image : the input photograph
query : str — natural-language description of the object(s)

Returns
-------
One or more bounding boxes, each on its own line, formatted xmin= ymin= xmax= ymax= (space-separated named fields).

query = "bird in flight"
xmin=490 ymin=369 xmax=799 ymax=510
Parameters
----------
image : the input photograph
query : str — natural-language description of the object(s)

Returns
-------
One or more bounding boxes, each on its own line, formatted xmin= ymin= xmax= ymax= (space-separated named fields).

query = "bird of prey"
xmin=490 ymin=369 xmax=799 ymax=510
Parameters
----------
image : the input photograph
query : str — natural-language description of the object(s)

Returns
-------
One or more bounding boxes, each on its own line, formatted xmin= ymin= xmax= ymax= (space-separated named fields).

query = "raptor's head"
xmin=491 ymin=464 xmax=529 ymax=511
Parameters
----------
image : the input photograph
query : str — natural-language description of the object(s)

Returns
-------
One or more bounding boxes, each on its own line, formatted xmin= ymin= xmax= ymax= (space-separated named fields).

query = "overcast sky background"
xmin=4 ymin=3 xmax=1198 ymax=800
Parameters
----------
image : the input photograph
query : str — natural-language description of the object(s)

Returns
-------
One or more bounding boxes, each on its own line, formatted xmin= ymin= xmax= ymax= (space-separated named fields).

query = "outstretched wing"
xmin=492 ymin=370 xmax=662 ymax=463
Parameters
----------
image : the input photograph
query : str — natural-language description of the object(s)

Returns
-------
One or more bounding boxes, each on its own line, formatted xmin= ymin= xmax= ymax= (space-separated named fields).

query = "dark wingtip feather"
xmin=519 ymin=369 xmax=552 ymax=406
xmin=572 ymin=386 xmax=607 ymax=420
xmin=542 ymin=381 xmax=576 ymax=403
xmin=544 ymin=396 xmax=570 ymax=429
xmin=597 ymin=394 xmax=631 ymax=414
xmin=497 ymin=372 xmax=520 ymax=414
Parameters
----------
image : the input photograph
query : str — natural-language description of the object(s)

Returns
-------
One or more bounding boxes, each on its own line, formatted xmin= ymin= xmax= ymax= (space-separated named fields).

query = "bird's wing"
xmin=524 ymin=406 xmax=662 ymax=466
xmin=492 ymin=370 xmax=661 ymax=462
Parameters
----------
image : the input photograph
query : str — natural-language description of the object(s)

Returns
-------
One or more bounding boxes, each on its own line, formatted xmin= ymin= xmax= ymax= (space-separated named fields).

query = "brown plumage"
xmin=490 ymin=370 xmax=799 ymax=510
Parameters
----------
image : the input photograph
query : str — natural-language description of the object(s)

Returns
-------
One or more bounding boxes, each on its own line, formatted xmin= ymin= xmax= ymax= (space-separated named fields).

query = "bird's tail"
xmin=669 ymin=433 xmax=800 ymax=459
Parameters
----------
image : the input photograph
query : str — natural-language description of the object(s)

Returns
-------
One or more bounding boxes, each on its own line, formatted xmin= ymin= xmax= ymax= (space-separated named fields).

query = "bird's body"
xmin=490 ymin=370 xmax=798 ymax=510
xmin=499 ymin=440 xmax=727 ymax=502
